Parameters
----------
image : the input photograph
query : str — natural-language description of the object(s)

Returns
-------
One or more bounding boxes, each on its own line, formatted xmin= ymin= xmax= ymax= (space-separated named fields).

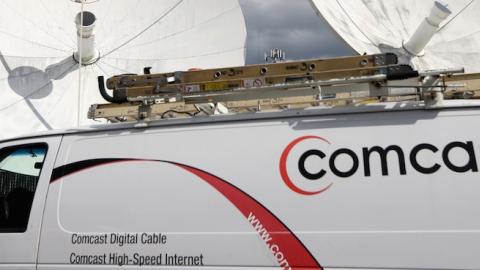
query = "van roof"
xmin=2 ymin=100 xmax=480 ymax=144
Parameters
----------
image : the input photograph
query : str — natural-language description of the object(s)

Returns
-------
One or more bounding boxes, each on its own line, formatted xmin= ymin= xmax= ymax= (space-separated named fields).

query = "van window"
xmin=0 ymin=144 xmax=47 ymax=232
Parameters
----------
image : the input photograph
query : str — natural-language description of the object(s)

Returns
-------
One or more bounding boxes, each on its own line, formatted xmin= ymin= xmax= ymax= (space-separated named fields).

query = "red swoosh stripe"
xmin=174 ymin=163 xmax=322 ymax=269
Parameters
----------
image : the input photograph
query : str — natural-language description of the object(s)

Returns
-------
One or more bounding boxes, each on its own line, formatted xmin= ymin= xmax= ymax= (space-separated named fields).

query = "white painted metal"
xmin=0 ymin=136 xmax=61 ymax=269
xmin=23 ymin=105 xmax=478 ymax=269
xmin=73 ymin=11 xmax=99 ymax=64
xmin=403 ymin=1 xmax=452 ymax=55
xmin=310 ymin=0 xmax=480 ymax=72
xmin=0 ymin=0 xmax=246 ymax=140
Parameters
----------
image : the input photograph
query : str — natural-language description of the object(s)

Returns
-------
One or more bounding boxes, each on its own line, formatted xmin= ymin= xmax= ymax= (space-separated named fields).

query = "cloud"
xmin=239 ymin=0 xmax=354 ymax=64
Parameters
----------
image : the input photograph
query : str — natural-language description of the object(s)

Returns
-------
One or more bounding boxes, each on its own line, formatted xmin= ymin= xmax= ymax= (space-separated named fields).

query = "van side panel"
xmin=38 ymin=108 xmax=480 ymax=269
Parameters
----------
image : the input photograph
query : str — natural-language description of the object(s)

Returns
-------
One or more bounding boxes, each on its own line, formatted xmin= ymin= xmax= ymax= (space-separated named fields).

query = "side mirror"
xmin=34 ymin=162 xmax=43 ymax=170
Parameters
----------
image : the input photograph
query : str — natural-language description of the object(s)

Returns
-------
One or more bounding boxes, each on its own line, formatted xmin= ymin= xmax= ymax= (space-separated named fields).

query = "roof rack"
xmin=88 ymin=53 xmax=480 ymax=122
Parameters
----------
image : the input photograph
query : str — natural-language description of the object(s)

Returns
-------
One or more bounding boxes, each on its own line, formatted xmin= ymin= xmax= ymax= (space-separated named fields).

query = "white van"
xmin=1 ymin=101 xmax=479 ymax=270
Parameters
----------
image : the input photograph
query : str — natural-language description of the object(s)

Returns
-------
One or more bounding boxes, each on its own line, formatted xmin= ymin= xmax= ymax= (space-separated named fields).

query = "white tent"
xmin=0 ymin=0 xmax=246 ymax=140
xmin=310 ymin=0 xmax=480 ymax=72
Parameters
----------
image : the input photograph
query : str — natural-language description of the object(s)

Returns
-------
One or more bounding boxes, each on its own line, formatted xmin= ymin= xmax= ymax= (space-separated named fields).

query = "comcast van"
xmin=1 ymin=102 xmax=479 ymax=270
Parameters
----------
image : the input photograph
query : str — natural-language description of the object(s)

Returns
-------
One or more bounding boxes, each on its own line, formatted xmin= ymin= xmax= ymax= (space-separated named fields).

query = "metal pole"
xmin=77 ymin=1 xmax=84 ymax=127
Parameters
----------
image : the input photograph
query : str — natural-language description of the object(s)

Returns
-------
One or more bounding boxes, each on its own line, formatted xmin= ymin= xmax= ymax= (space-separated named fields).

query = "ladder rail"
xmin=89 ymin=52 xmax=480 ymax=123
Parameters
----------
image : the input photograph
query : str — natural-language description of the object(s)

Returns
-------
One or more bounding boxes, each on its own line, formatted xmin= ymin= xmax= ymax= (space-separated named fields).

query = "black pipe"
xmin=97 ymin=76 xmax=127 ymax=103
xmin=386 ymin=65 xmax=419 ymax=80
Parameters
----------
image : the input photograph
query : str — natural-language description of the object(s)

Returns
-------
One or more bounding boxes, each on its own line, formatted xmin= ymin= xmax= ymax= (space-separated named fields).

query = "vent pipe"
xmin=403 ymin=1 xmax=451 ymax=56
xmin=74 ymin=11 xmax=99 ymax=64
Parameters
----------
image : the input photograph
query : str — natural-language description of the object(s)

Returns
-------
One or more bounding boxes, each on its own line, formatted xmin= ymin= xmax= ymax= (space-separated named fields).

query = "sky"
xmin=239 ymin=0 xmax=354 ymax=64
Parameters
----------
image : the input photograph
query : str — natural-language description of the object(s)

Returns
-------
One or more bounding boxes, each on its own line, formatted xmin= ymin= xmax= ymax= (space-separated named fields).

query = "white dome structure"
xmin=0 ymin=0 xmax=246 ymax=139
xmin=310 ymin=0 xmax=480 ymax=72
